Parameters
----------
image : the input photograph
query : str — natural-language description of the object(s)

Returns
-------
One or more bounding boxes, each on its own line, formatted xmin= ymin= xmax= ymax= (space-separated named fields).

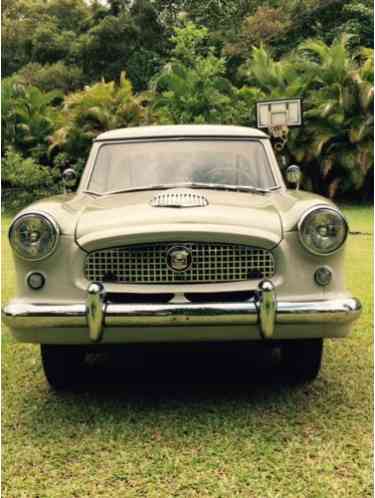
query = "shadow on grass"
xmin=80 ymin=343 xmax=282 ymax=394
xmin=13 ymin=342 xmax=350 ymax=444
xmin=42 ymin=343 xmax=328 ymax=405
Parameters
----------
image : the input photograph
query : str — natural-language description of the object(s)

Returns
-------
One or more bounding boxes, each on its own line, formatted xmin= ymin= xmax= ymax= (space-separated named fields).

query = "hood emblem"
xmin=151 ymin=191 xmax=208 ymax=208
xmin=167 ymin=246 xmax=192 ymax=272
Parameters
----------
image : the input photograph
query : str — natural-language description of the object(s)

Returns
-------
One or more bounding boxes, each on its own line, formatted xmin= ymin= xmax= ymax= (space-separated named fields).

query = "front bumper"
xmin=2 ymin=281 xmax=362 ymax=343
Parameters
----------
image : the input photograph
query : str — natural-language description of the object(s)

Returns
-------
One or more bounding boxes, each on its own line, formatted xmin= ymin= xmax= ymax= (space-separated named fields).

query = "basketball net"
xmin=268 ymin=125 xmax=289 ymax=152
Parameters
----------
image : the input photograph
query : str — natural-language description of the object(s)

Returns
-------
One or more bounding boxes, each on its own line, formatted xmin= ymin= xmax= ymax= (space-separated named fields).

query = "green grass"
xmin=2 ymin=206 xmax=373 ymax=498
xmin=340 ymin=204 xmax=374 ymax=234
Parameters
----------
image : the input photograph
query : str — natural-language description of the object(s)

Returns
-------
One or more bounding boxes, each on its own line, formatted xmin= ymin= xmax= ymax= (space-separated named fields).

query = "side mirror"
xmin=62 ymin=168 xmax=77 ymax=193
xmin=286 ymin=165 xmax=301 ymax=190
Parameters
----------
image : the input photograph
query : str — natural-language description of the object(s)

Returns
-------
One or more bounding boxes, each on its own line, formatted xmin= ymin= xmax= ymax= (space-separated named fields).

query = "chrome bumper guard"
xmin=2 ymin=281 xmax=361 ymax=343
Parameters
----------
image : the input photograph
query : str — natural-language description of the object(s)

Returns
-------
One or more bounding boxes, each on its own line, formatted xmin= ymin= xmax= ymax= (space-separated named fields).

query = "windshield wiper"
xmin=103 ymin=184 xmax=192 ymax=195
xmin=97 ymin=182 xmax=271 ymax=196
xmin=186 ymin=182 xmax=270 ymax=194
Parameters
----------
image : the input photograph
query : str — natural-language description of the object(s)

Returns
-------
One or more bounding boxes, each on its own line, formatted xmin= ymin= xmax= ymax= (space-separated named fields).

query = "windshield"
xmin=88 ymin=140 xmax=276 ymax=194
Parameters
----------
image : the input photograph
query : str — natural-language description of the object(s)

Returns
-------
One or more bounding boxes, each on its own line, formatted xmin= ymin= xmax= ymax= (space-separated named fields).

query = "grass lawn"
xmin=2 ymin=205 xmax=373 ymax=498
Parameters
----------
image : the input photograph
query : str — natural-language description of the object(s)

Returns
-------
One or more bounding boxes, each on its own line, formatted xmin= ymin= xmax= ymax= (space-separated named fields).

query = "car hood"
xmin=74 ymin=188 xmax=284 ymax=251
xmin=21 ymin=188 xmax=334 ymax=252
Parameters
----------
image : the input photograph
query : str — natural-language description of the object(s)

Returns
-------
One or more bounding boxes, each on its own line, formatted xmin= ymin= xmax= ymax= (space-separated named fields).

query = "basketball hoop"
xmin=256 ymin=98 xmax=303 ymax=153
xmin=268 ymin=124 xmax=289 ymax=152
xmin=257 ymin=98 xmax=303 ymax=128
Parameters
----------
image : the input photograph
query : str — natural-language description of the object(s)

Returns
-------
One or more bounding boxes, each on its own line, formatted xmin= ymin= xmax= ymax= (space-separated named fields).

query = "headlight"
xmin=298 ymin=206 xmax=348 ymax=255
xmin=9 ymin=212 xmax=60 ymax=261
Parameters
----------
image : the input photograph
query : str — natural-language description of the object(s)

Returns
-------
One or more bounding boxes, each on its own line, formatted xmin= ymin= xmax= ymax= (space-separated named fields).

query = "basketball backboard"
xmin=257 ymin=98 xmax=303 ymax=129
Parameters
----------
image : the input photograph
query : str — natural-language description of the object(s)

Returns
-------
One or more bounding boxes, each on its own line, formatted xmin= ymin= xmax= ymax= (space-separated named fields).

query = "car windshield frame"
xmin=85 ymin=137 xmax=280 ymax=195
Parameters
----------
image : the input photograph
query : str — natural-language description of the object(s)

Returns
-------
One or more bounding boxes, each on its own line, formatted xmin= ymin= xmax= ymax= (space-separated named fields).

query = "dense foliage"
xmin=151 ymin=23 xmax=238 ymax=124
xmin=50 ymin=73 xmax=152 ymax=168
xmin=240 ymin=38 xmax=374 ymax=197
xmin=2 ymin=0 xmax=373 ymax=205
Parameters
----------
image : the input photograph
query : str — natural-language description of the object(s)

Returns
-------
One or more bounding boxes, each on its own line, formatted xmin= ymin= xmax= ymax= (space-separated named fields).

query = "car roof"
xmin=95 ymin=125 xmax=268 ymax=141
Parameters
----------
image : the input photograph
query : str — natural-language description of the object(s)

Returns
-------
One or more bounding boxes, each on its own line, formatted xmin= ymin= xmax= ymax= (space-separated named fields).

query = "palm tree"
xmin=15 ymin=86 xmax=61 ymax=162
xmin=2 ymin=79 xmax=61 ymax=163
xmin=50 ymin=73 xmax=151 ymax=161
xmin=297 ymin=36 xmax=373 ymax=197
xmin=241 ymin=39 xmax=373 ymax=198
xmin=239 ymin=45 xmax=312 ymax=176
xmin=240 ymin=45 xmax=309 ymax=99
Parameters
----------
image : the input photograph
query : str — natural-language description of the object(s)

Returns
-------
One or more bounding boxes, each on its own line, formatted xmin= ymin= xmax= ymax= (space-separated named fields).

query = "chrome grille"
xmin=85 ymin=242 xmax=275 ymax=284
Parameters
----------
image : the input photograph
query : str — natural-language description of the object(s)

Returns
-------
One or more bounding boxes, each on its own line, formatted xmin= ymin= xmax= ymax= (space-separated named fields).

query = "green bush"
xmin=16 ymin=62 xmax=85 ymax=94
xmin=239 ymin=38 xmax=374 ymax=199
xmin=1 ymin=78 xmax=62 ymax=163
xmin=50 ymin=72 xmax=152 ymax=169
xmin=1 ymin=12 xmax=373 ymax=202
xmin=2 ymin=149 xmax=60 ymax=211
xmin=152 ymin=23 xmax=238 ymax=125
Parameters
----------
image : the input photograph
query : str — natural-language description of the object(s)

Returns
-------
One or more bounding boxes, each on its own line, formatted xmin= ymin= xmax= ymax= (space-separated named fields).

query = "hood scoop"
xmin=151 ymin=190 xmax=209 ymax=208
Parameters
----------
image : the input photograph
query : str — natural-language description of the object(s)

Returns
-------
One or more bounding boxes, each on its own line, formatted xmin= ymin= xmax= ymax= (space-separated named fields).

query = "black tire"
xmin=41 ymin=345 xmax=86 ymax=390
xmin=281 ymin=339 xmax=323 ymax=383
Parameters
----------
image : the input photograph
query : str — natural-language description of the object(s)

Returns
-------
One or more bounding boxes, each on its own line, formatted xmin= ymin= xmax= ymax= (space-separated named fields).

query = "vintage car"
xmin=2 ymin=125 xmax=361 ymax=389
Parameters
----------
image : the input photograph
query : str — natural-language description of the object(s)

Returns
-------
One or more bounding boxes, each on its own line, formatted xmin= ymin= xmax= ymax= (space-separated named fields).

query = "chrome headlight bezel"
xmin=9 ymin=212 xmax=60 ymax=261
xmin=298 ymin=205 xmax=348 ymax=256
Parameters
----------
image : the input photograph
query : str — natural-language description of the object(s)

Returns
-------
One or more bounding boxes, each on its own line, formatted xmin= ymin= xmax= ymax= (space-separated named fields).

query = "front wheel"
xmin=41 ymin=345 xmax=86 ymax=390
xmin=281 ymin=339 xmax=323 ymax=383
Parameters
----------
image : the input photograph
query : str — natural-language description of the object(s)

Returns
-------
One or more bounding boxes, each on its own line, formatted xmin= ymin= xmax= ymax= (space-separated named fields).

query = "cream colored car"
xmin=3 ymin=125 xmax=361 ymax=388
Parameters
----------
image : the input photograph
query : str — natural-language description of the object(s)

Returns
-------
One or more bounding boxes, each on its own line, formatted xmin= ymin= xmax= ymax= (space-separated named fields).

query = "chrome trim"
xmin=84 ymin=242 xmax=275 ymax=284
xmin=9 ymin=211 xmax=61 ymax=262
xmin=297 ymin=205 xmax=349 ymax=256
xmin=286 ymin=165 xmax=301 ymax=190
xmin=2 ymin=296 xmax=362 ymax=337
xmin=105 ymin=302 xmax=259 ymax=327
xmin=2 ymin=303 xmax=86 ymax=328
xmin=87 ymin=282 xmax=106 ymax=342
xmin=277 ymin=298 xmax=361 ymax=324
xmin=166 ymin=246 xmax=193 ymax=273
xmin=25 ymin=271 xmax=47 ymax=290
xmin=257 ymin=280 xmax=276 ymax=338
xmin=314 ymin=265 xmax=333 ymax=287
xmin=151 ymin=191 xmax=209 ymax=208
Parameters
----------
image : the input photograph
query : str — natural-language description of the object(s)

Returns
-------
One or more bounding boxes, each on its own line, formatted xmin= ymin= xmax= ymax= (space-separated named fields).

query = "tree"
xmin=153 ymin=0 xmax=261 ymax=35
xmin=44 ymin=0 xmax=90 ymax=32
xmin=2 ymin=149 xmax=60 ymax=210
xmin=152 ymin=22 xmax=238 ymax=124
xmin=76 ymin=0 xmax=168 ymax=90
xmin=296 ymin=36 xmax=373 ymax=197
xmin=2 ymin=149 xmax=56 ymax=189
xmin=239 ymin=45 xmax=309 ymax=98
xmin=31 ymin=22 xmax=76 ymax=66
xmin=331 ymin=0 xmax=374 ymax=49
xmin=2 ymin=78 xmax=61 ymax=164
xmin=2 ymin=0 xmax=37 ymax=76
xmin=15 ymin=62 xmax=85 ymax=94
xmin=240 ymin=37 xmax=374 ymax=198
xmin=269 ymin=0 xmax=374 ymax=56
xmin=224 ymin=0 xmax=374 ymax=77
xmin=225 ymin=5 xmax=291 ymax=59
xmin=1 ymin=0 xmax=92 ymax=77
xmin=1 ymin=0 xmax=374 ymax=200
xmin=50 ymin=73 xmax=152 ymax=167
